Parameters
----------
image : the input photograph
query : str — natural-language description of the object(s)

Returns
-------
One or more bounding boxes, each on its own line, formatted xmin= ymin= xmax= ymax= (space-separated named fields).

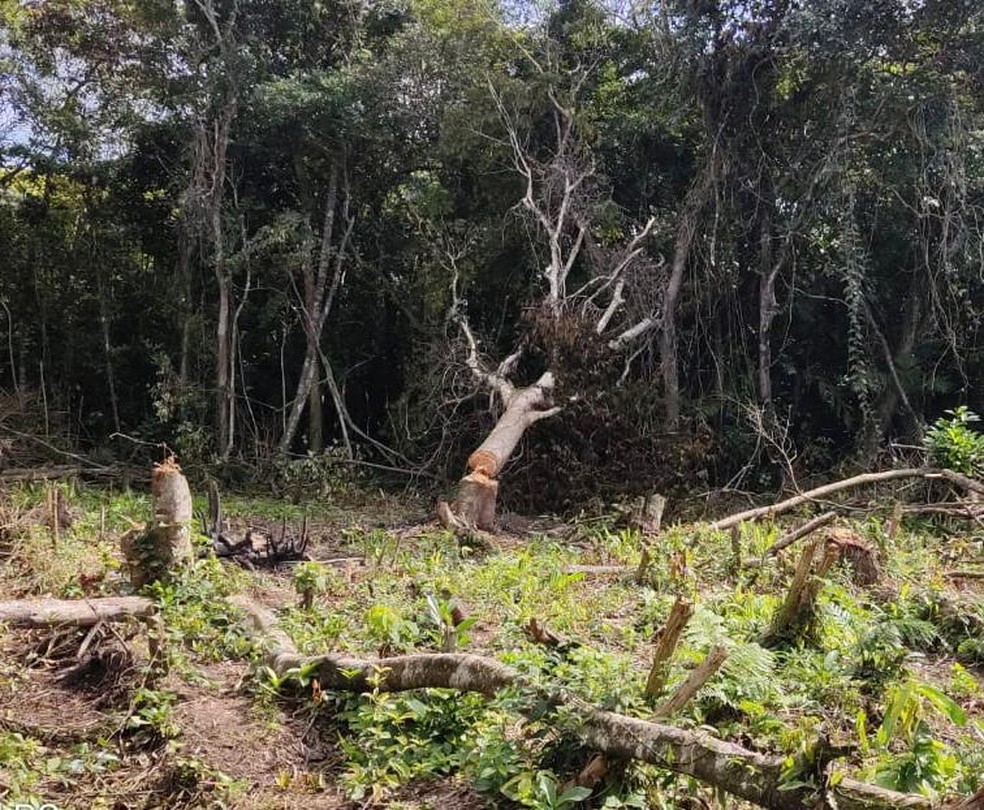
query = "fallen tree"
xmin=437 ymin=73 xmax=662 ymax=531
xmin=710 ymin=467 xmax=984 ymax=531
xmin=230 ymin=595 xmax=977 ymax=810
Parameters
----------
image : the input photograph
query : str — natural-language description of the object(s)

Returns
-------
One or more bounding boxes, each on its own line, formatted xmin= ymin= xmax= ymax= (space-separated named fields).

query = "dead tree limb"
xmin=709 ymin=467 xmax=984 ymax=531
xmin=764 ymin=511 xmax=838 ymax=557
xmin=230 ymin=595 xmax=950 ymax=810
xmin=653 ymin=644 xmax=728 ymax=718
xmin=0 ymin=597 xmax=155 ymax=628
xmin=645 ymin=597 xmax=694 ymax=698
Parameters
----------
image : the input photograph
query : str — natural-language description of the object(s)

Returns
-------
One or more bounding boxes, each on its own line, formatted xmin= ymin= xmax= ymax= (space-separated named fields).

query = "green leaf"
xmin=916 ymin=683 xmax=967 ymax=727
xmin=558 ymin=785 xmax=593 ymax=805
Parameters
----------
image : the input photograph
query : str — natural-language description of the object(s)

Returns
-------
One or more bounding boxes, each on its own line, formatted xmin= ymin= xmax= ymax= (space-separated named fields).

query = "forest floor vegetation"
xmin=0 ymin=476 xmax=982 ymax=809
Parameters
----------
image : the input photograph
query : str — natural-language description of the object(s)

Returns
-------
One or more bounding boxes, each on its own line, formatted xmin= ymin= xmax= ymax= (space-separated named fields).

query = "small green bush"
xmin=924 ymin=407 xmax=984 ymax=475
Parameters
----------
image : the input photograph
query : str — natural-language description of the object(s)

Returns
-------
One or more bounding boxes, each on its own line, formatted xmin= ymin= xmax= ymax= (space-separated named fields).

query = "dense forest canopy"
xmin=2 ymin=0 xmax=983 ymax=507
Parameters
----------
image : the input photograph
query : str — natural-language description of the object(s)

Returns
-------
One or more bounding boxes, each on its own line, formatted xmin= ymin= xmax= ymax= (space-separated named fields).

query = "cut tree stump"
xmin=121 ymin=458 xmax=194 ymax=587
xmin=645 ymin=596 xmax=694 ymax=698
xmin=766 ymin=539 xmax=840 ymax=645
xmin=229 ymin=594 xmax=965 ymax=810
xmin=439 ymin=372 xmax=559 ymax=531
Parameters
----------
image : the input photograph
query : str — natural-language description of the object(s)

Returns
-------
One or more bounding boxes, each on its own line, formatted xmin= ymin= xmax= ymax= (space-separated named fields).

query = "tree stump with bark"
xmin=439 ymin=372 xmax=559 ymax=531
xmin=121 ymin=459 xmax=194 ymax=587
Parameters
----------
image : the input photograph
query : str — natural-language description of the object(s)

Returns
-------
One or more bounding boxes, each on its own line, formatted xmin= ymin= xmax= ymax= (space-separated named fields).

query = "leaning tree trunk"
xmin=442 ymin=372 xmax=559 ymax=531
xmin=121 ymin=460 xmax=194 ymax=587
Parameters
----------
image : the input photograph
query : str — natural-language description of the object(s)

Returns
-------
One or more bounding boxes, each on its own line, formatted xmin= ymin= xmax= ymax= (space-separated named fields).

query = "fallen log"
xmin=561 ymin=564 xmax=632 ymax=575
xmin=0 ymin=465 xmax=85 ymax=482
xmin=230 ymin=595 xmax=963 ymax=810
xmin=0 ymin=596 xmax=155 ymax=628
xmin=710 ymin=467 xmax=984 ymax=531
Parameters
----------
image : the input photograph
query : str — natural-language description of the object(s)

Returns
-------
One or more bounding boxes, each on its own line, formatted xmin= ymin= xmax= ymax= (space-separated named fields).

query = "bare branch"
xmin=609 ymin=316 xmax=656 ymax=350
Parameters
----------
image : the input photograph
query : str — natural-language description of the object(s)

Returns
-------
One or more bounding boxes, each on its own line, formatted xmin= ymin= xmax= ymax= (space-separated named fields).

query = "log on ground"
xmin=229 ymin=595 xmax=967 ymax=810
xmin=0 ymin=596 xmax=156 ymax=628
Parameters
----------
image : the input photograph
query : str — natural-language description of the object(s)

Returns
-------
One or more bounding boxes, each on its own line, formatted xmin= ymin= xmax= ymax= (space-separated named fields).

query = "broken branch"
xmin=710 ymin=467 xmax=984 ymax=531
xmin=645 ymin=597 xmax=694 ymax=698
xmin=653 ymin=644 xmax=728 ymax=718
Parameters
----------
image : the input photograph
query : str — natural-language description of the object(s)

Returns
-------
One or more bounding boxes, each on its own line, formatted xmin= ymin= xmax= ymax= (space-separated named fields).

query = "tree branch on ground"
xmin=231 ymin=595 xmax=970 ymax=810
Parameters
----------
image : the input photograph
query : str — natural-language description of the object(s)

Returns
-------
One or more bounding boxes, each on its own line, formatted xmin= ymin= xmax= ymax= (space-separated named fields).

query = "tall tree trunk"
xmin=215 ymin=265 xmax=232 ymax=455
xmin=873 ymin=272 xmax=925 ymax=442
xmin=758 ymin=205 xmax=779 ymax=413
xmin=278 ymin=161 xmax=353 ymax=454
xmin=99 ymin=290 xmax=121 ymax=434
xmin=660 ymin=208 xmax=697 ymax=432
xmin=281 ymin=348 xmax=317 ymax=453
xmin=176 ymin=223 xmax=194 ymax=418
xmin=304 ymin=254 xmax=324 ymax=453
xmin=660 ymin=159 xmax=716 ymax=431
xmin=205 ymin=98 xmax=237 ymax=458
xmin=307 ymin=362 xmax=324 ymax=453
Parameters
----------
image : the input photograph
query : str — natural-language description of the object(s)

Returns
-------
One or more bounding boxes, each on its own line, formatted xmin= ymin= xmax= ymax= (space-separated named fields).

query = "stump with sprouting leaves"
xmin=121 ymin=458 xmax=194 ymax=587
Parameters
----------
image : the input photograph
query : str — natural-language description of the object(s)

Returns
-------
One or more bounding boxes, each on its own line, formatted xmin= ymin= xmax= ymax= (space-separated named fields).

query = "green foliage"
xmin=924 ymin=407 xmax=984 ymax=475
xmin=125 ymin=687 xmax=180 ymax=745
xmin=500 ymin=770 xmax=592 ymax=809
xmin=292 ymin=560 xmax=332 ymax=610
xmin=338 ymin=686 xmax=487 ymax=801
xmin=364 ymin=603 xmax=421 ymax=654
xmin=871 ymin=679 xmax=966 ymax=796
xmin=0 ymin=731 xmax=44 ymax=799
xmin=421 ymin=590 xmax=478 ymax=652
xmin=269 ymin=450 xmax=360 ymax=502
xmin=145 ymin=557 xmax=253 ymax=665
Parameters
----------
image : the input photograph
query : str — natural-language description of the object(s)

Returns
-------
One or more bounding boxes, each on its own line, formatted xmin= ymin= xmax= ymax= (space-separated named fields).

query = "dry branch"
xmin=645 ymin=597 xmax=694 ymax=697
xmin=710 ymin=467 xmax=984 ymax=531
xmin=764 ymin=511 xmax=838 ymax=557
xmin=230 ymin=595 xmax=951 ymax=810
xmin=653 ymin=644 xmax=728 ymax=718
xmin=0 ymin=596 xmax=155 ymax=628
